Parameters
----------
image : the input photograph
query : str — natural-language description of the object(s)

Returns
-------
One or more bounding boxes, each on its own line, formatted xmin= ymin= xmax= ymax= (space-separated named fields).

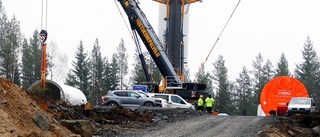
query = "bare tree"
xmin=116 ymin=38 xmax=128 ymax=89
xmin=47 ymin=40 xmax=68 ymax=82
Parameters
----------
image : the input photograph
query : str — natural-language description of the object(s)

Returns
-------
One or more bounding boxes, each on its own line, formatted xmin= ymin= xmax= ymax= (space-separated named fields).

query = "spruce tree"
xmin=29 ymin=30 xmax=41 ymax=82
xmin=89 ymin=38 xmax=104 ymax=105
xmin=294 ymin=36 xmax=320 ymax=107
xmin=102 ymin=57 xmax=112 ymax=94
xmin=65 ymin=40 xmax=91 ymax=100
xmin=21 ymin=38 xmax=33 ymax=88
xmin=235 ymin=66 xmax=254 ymax=115
xmin=262 ymin=59 xmax=274 ymax=80
xmin=275 ymin=52 xmax=291 ymax=77
xmin=109 ymin=54 xmax=120 ymax=90
xmin=251 ymin=53 xmax=265 ymax=105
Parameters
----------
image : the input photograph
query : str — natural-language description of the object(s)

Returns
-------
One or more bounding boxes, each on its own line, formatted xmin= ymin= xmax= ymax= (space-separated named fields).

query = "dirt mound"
xmin=0 ymin=78 xmax=158 ymax=136
xmin=259 ymin=113 xmax=320 ymax=137
xmin=0 ymin=78 xmax=74 ymax=136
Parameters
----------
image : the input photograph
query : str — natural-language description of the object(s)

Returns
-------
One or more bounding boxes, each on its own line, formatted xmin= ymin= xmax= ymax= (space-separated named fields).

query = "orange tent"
xmin=260 ymin=76 xmax=308 ymax=116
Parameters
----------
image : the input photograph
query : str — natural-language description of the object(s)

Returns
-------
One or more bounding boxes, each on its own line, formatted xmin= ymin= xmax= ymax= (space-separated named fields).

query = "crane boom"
xmin=117 ymin=0 xmax=208 ymax=101
xmin=118 ymin=0 xmax=182 ymax=88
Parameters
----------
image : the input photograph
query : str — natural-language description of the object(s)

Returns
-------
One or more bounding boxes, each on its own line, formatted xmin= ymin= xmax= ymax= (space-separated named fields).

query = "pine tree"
xmin=211 ymin=55 xmax=233 ymax=114
xmin=275 ymin=52 xmax=291 ymax=77
xmin=294 ymin=36 xmax=320 ymax=107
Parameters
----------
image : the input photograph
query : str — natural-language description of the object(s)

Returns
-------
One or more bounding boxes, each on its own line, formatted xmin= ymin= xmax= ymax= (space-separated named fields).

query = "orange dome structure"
xmin=260 ymin=76 xmax=309 ymax=116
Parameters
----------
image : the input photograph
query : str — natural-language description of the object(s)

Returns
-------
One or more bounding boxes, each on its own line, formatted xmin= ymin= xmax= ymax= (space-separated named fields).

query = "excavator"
xmin=117 ymin=0 xmax=208 ymax=103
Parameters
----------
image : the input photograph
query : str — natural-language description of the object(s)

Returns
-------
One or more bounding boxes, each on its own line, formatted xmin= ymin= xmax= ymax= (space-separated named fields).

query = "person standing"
xmin=197 ymin=95 xmax=204 ymax=112
xmin=205 ymin=95 xmax=215 ymax=114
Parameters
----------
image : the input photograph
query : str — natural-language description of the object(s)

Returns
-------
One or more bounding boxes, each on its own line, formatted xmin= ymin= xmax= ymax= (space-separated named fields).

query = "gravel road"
xmin=90 ymin=104 xmax=276 ymax=137
xmin=93 ymin=107 xmax=278 ymax=137
xmin=137 ymin=115 xmax=276 ymax=137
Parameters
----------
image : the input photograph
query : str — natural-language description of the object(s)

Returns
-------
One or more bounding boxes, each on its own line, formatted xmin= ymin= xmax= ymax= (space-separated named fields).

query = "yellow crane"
xmin=152 ymin=0 xmax=203 ymax=92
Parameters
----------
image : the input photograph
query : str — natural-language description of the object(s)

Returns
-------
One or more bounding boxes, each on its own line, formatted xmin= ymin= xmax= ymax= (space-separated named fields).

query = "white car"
xmin=147 ymin=93 xmax=195 ymax=110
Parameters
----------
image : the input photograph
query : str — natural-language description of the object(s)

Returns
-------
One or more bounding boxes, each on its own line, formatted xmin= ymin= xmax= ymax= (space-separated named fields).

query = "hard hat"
xmin=200 ymin=95 xmax=203 ymax=98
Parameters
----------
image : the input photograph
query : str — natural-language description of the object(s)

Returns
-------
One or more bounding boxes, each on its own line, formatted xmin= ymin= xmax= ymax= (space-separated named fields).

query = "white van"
xmin=287 ymin=97 xmax=316 ymax=117
xmin=147 ymin=93 xmax=195 ymax=110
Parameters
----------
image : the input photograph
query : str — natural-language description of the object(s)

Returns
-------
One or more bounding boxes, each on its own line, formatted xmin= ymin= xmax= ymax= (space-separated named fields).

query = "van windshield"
xmin=289 ymin=98 xmax=310 ymax=105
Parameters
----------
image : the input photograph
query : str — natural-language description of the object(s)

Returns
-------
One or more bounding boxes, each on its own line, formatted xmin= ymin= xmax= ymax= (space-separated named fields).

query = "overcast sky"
xmin=2 ymin=0 xmax=320 ymax=82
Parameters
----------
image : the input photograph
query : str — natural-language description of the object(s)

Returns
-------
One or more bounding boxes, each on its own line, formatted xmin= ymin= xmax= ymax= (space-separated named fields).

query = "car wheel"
xmin=143 ymin=102 xmax=154 ymax=107
xmin=108 ymin=102 xmax=118 ymax=107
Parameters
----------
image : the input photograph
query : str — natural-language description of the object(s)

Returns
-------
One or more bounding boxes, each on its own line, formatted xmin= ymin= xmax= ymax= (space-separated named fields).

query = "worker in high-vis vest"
xmin=197 ymin=95 xmax=204 ymax=112
xmin=205 ymin=95 xmax=215 ymax=114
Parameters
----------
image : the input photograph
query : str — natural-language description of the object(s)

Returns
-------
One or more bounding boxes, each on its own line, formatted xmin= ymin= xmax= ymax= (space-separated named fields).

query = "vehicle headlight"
xmin=155 ymin=99 xmax=161 ymax=103
xmin=288 ymin=107 xmax=292 ymax=110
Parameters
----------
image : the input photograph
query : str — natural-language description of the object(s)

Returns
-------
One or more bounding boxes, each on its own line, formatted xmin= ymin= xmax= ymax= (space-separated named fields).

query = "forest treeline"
xmin=1 ymin=1 xmax=319 ymax=115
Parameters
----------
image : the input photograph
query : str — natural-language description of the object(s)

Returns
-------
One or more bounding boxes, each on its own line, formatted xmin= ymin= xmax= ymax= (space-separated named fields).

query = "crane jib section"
xmin=136 ymin=19 xmax=160 ymax=57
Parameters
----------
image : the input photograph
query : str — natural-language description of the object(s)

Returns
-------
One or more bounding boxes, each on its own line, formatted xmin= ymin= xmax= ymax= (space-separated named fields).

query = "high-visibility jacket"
xmin=198 ymin=98 xmax=204 ymax=106
xmin=205 ymin=97 xmax=215 ymax=107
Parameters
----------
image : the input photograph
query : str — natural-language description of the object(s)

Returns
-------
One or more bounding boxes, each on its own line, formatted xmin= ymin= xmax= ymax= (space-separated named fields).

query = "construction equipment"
xmin=39 ymin=0 xmax=48 ymax=87
xmin=39 ymin=30 xmax=48 ymax=87
xmin=116 ymin=0 xmax=208 ymax=102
